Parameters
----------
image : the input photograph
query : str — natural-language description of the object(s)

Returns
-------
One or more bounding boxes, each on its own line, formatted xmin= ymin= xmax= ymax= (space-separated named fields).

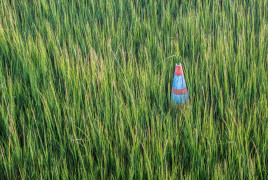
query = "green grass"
xmin=0 ymin=0 xmax=267 ymax=179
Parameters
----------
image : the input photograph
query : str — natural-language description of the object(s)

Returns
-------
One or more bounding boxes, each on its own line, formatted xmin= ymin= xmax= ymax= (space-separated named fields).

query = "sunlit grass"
xmin=0 ymin=0 xmax=267 ymax=179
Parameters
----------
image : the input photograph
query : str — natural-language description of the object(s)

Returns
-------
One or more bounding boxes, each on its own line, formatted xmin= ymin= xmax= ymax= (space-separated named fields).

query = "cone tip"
xmin=175 ymin=63 xmax=183 ymax=76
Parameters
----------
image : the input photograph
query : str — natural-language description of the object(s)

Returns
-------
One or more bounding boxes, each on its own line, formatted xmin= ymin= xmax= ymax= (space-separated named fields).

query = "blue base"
xmin=171 ymin=92 xmax=188 ymax=104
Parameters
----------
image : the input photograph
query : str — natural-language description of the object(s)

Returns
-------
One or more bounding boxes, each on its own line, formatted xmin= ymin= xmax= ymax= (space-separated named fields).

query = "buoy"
xmin=171 ymin=63 xmax=188 ymax=104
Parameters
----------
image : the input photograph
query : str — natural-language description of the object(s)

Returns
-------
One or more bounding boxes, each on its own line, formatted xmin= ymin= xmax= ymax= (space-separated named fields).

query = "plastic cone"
xmin=171 ymin=63 xmax=188 ymax=104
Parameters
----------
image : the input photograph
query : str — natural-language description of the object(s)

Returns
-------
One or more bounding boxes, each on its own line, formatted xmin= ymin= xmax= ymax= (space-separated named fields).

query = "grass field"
xmin=0 ymin=0 xmax=267 ymax=179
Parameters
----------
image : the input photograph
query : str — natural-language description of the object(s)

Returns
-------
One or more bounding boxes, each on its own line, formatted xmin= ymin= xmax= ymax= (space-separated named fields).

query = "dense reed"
xmin=0 ymin=0 xmax=267 ymax=179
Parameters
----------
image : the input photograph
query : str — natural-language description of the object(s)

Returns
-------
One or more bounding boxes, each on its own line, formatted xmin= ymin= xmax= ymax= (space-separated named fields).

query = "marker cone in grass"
xmin=171 ymin=63 xmax=188 ymax=104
